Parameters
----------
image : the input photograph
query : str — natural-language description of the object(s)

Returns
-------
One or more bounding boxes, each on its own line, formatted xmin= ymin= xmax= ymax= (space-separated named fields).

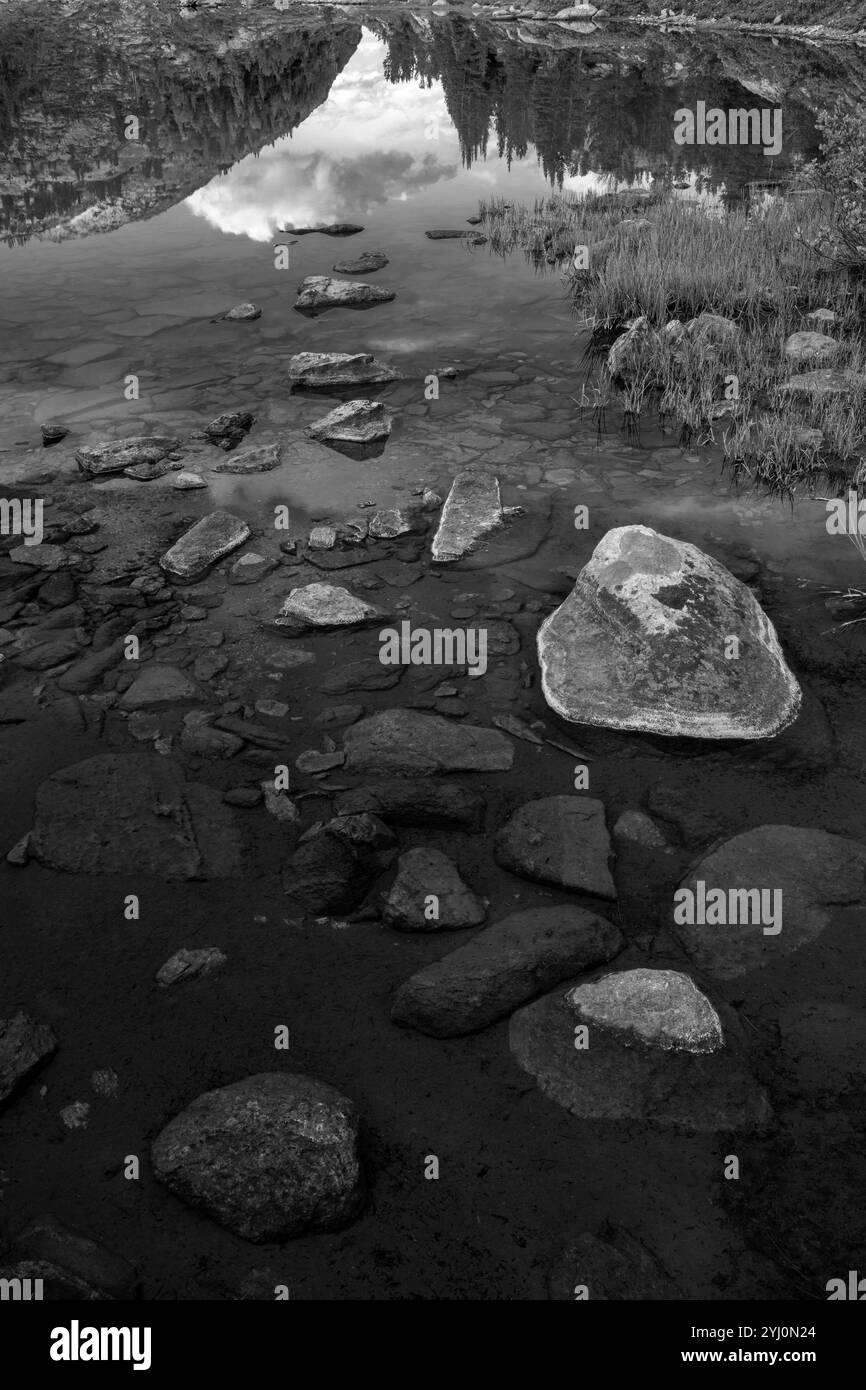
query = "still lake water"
xmin=2 ymin=1 xmax=866 ymax=1300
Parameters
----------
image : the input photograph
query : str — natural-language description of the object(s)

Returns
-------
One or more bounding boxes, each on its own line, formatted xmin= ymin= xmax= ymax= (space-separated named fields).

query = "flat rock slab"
xmin=425 ymin=230 xmax=487 ymax=245
xmin=287 ymin=223 xmax=364 ymax=236
xmin=432 ymin=471 xmax=504 ymax=562
xmin=335 ymin=778 xmax=484 ymax=829
xmin=568 ymin=968 xmax=723 ymax=1053
xmin=392 ymin=905 xmax=622 ymax=1036
xmin=159 ymin=511 xmax=250 ymax=582
xmin=275 ymin=583 xmax=386 ymax=630
xmin=211 ymin=444 xmax=282 ymax=474
xmin=289 ymin=352 xmax=402 ymax=389
xmin=538 ymin=525 xmax=801 ymax=738
xmin=151 ymin=1073 xmax=363 ymax=1241
xmin=119 ymin=664 xmax=201 ymax=709
xmin=305 ymin=400 xmax=392 ymax=455
xmin=675 ymin=824 xmax=866 ymax=979
xmin=343 ymin=708 xmax=514 ymax=775
xmin=332 ymin=251 xmax=389 ymax=274
xmin=383 ymin=847 xmax=486 ymax=932
xmin=0 ymin=1012 xmax=57 ymax=1106
xmin=495 ymin=796 xmax=616 ymax=898
xmin=548 ymin=1227 xmax=680 ymax=1301
xmin=509 ymin=985 xmax=771 ymax=1133
xmin=29 ymin=754 xmax=241 ymax=880
xmin=75 ymin=436 xmax=181 ymax=477
xmin=294 ymin=276 xmax=396 ymax=314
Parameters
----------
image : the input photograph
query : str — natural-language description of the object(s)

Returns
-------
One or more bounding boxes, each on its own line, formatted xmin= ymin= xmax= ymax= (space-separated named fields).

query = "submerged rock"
xmin=675 ymin=824 xmax=866 ymax=979
xmin=172 ymin=471 xmax=207 ymax=490
xmin=159 ymin=511 xmax=250 ymax=582
xmin=548 ymin=1227 xmax=680 ymax=1301
xmin=383 ymin=847 xmax=486 ymax=932
xmin=432 ymin=471 xmax=504 ymax=561
xmin=288 ymin=352 xmax=402 ymax=389
xmin=223 ymin=303 xmax=261 ymax=321
xmin=287 ymin=223 xmax=364 ymax=236
xmin=0 ymin=1012 xmax=57 ymax=1107
xmin=334 ymin=778 xmax=485 ymax=829
xmin=211 ymin=443 xmax=281 ymax=474
xmin=567 ymin=969 xmax=723 ymax=1053
xmin=75 ymin=436 xmax=180 ymax=477
xmin=332 ymin=250 xmax=389 ymax=274
xmin=29 ymin=754 xmax=241 ymax=879
xmin=305 ymin=400 xmax=392 ymax=456
xmin=229 ymin=552 xmax=276 ymax=584
xmin=118 ymin=664 xmax=200 ymax=709
xmin=151 ymin=1073 xmax=364 ymax=1241
xmin=537 ymin=525 xmax=801 ymax=738
xmin=343 ymin=708 xmax=514 ymax=775
xmin=294 ymin=276 xmax=395 ymax=314
xmin=203 ymin=411 xmax=255 ymax=450
xmin=392 ymin=905 xmax=622 ymax=1036
xmin=495 ymin=796 xmax=616 ymax=898
xmin=157 ymin=948 xmax=227 ymax=988
xmin=510 ymin=979 xmax=771 ymax=1132
xmin=425 ymin=229 xmax=487 ymax=245
xmin=368 ymin=507 xmax=412 ymax=539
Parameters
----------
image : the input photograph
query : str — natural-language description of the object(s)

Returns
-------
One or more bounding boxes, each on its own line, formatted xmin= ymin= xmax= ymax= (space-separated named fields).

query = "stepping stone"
xmin=274 ymin=583 xmax=386 ymax=630
xmin=211 ymin=443 xmax=282 ymax=474
xmin=495 ymin=796 xmax=616 ymax=898
xmin=288 ymin=352 xmax=402 ymax=389
xmin=293 ymin=277 xmax=395 ymax=314
xmin=75 ymin=436 xmax=180 ymax=477
xmin=538 ymin=525 xmax=801 ymax=738
xmin=432 ymin=472 xmax=504 ymax=561
xmin=305 ymin=400 xmax=392 ymax=457
xmin=159 ymin=511 xmax=250 ymax=582
xmin=392 ymin=905 xmax=622 ymax=1035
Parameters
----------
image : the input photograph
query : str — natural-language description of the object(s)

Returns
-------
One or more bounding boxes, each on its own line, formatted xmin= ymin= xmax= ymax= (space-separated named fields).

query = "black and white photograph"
xmin=0 ymin=0 xmax=864 ymax=1355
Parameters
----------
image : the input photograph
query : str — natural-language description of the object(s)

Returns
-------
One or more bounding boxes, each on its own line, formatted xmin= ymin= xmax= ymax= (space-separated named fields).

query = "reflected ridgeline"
xmin=0 ymin=0 xmax=361 ymax=246
xmin=373 ymin=9 xmax=866 ymax=193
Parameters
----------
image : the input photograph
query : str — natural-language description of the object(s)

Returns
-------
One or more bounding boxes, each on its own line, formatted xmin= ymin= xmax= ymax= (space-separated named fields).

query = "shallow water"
xmin=2 ymin=0 xmax=866 ymax=1305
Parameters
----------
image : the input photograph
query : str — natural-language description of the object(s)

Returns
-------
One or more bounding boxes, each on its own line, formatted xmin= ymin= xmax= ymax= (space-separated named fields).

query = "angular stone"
xmin=343 ymin=708 xmax=513 ymax=775
xmin=607 ymin=315 xmax=656 ymax=380
xmin=0 ymin=1012 xmax=57 ymax=1106
xmin=538 ymin=525 xmax=801 ymax=738
xmin=29 ymin=754 xmax=241 ymax=879
xmin=495 ymin=796 xmax=616 ymax=898
xmin=334 ymin=778 xmax=484 ymax=829
xmin=275 ymin=583 xmax=385 ymax=630
xmin=180 ymin=724 xmax=243 ymax=758
xmin=124 ymin=459 xmax=175 ymax=481
xmin=156 ymin=948 xmax=227 ymax=988
xmin=15 ymin=635 xmax=81 ymax=669
xmin=675 ymin=825 xmax=866 ymax=979
xmin=305 ymin=400 xmax=392 ymax=455
xmin=295 ymin=749 xmax=345 ymax=774
xmin=332 ymin=251 xmax=388 ymax=274
xmin=288 ymin=352 xmax=402 ymax=389
xmin=9 ymin=544 xmax=65 ymax=571
xmin=173 ymin=472 xmax=208 ymax=490
xmin=151 ymin=1073 xmax=363 ymax=1241
xmin=392 ymin=905 xmax=622 ymax=1035
xmin=211 ymin=443 xmax=282 ymax=475
xmin=160 ymin=511 xmax=250 ymax=582
xmin=383 ymin=847 xmax=485 ymax=933
xmin=294 ymin=276 xmax=395 ymax=314
xmin=509 ymin=986 xmax=771 ymax=1132
xmin=307 ymin=526 xmax=337 ymax=550
xmin=567 ymin=969 xmax=723 ymax=1053
xmin=75 ymin=436 xmax=180 ymax=477
xmin=432 ymin=472 xmax=503 ymax=562
xmin=119 ymin=664 xmax=200 ymax=709
xmin=369 ymin=508 xmax=412 ymax=539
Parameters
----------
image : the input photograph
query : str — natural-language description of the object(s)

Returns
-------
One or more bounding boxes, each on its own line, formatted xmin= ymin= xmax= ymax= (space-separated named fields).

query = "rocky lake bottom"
xmin=1 ymin=0 xmax=866 ymax=1304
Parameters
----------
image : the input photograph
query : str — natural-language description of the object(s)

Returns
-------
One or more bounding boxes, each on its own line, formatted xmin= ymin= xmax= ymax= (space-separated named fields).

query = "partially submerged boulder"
xmin=288 ymin=352 xmax=402 ymax=389
xmin=537 ymin=525 xmax=801 ymax=738
xmin=431 ymin=471 xmax=504 ymax=562
xmin=305 ymin=400 xmax=392 ymax=458
xmin=159 ymin=511 xmax=250 ymax=582
xmin=75 ymin=436 xmax=180 ymax=477
xmin=294 ymin=276 xmax=395 ymax=314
